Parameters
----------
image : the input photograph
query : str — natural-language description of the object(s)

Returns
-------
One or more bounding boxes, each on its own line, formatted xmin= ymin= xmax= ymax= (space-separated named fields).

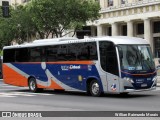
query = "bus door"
xmin=99 ymin=41 xmax=120 ymax=92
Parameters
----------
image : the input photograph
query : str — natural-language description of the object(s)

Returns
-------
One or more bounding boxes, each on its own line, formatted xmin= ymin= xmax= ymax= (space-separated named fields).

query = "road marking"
xmin=0 ymin=93 xmax=16 ymax=97
xmin=8 ymin=92 xmax=35 ymax=96
xmin=11 ymin=92 xmax=53 ymax=96
xmin=0 ymin=95 xmax=16 ymax=97
xmin=0 ymin=84 xmax=28 ymax=89
xmin=0 ymin=83 xmax=54 ymax=97
xmin=0 ymin=91 xmax=53 ymax=98
xmin=0 ymin=92 xmax=35 ymax=97
xmin=0 ymin=84 xmax=19 ymax=87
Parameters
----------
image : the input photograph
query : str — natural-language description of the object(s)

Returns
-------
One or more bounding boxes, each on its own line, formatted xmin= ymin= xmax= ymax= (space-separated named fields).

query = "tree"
xmin=10 ymin=5 xmax=37 ymax=43
xmin=27 ymin=0 xmax=100 ymax=38
xmin=0 ymin=0 xmax=100 ymax=49
xmin=0 ymin=5 xmax=37 ymax=48
xmin=0 ymin=7 xmax=15 ymax=48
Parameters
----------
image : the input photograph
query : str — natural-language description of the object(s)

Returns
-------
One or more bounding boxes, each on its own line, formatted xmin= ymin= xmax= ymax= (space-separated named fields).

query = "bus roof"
xmin=3 ymin=36 xmax=149 ymax=49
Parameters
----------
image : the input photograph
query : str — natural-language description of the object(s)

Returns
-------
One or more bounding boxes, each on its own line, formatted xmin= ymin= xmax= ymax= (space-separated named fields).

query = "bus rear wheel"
xmin=89 ymin=80 xmax=102 ymax=97
xmin=29 ymin=78 xmax=43 ymax=92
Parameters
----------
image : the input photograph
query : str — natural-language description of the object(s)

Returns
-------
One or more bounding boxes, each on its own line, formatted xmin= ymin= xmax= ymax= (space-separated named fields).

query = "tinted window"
xmin=57 ymin=45 xmax=69 ymax=61
xmin=46 ymin=42 xmax=98 ymax=62
xmin=3 ymin=42 xmax=98 ymax=63
xmin=3 ymin=49 xmax=15 ymax=63
xmin=71 ymin=42 xmax=98 ymax=61
xmin=29 ymin=47 xmax=46 ymax=62
xmin=99 ymin=41 xmax=119 ymax=76
xmin=46 ymin=46 xmax=58 ymax=62
xmin=15 ymin=48 xmax=29 ymax=62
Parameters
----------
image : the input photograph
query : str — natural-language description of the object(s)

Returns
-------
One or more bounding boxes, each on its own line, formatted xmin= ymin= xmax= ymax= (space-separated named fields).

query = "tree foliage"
xmin=0 ymin=0 xmax=100 ymax=49
xmin=0 ymin=5 xmax=37 ymax=48
xmin=27 ymin=0 xmax=100 ymax=38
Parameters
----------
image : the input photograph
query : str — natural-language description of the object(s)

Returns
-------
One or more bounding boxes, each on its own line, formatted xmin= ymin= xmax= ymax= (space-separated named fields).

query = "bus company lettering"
xmin=70 ymin=65 xmax=81 ymax=69
xmin=61 ymin=65 xmax=81 ymax=71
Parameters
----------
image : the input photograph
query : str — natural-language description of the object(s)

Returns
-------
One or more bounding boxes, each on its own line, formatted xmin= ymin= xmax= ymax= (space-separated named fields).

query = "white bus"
xmin=3 ymin=36 xmax=157 ymax=96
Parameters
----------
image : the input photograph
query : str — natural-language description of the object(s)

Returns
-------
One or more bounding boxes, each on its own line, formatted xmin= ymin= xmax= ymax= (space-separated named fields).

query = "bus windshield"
xmin=118 ymin=45 xmax=155 ymax=71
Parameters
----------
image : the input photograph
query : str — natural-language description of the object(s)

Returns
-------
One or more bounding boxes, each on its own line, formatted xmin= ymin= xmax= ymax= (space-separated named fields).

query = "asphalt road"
xmin=0 ymin=79 xmax=160 ymax=120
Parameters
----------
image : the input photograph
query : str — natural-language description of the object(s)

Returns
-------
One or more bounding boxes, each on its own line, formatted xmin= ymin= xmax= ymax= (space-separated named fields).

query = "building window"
xmin=154 ymin=37 xmax=160 ymax=58
xmin=121 ymin=0 xmax=125 ymax=4
xmin=153 ymin=21 xmax=160 ymax=33
xmin=108 ymin=27 xmax=112 ymax=36
xmin=108 ymin=0 xmax=113 ymax=6
xmin=137 ymin=23 xmax=144 ymax=35
xmin=122 ymin=25 xmax=127 ymax=36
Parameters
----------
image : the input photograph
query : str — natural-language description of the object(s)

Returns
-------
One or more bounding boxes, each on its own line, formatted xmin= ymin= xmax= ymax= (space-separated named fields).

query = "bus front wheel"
xmin=89 ymin=80 xmax=102 ymax=97
xmin=29 ymin=78 xmax=43 ymax=92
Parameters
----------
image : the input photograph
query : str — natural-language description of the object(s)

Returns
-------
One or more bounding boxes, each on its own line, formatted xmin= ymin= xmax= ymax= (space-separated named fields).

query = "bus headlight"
xmin=124 ymin=77 xmax=134 ymax=83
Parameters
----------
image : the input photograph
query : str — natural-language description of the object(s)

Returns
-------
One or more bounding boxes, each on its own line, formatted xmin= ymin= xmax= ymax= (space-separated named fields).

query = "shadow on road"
xmin=6 ymin=89 xmax=155 ymax=99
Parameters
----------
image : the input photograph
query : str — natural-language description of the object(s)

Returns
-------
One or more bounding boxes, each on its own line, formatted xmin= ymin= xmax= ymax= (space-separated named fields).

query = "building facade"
xmin=10 ymin=0 xmax=30 ymax=5
xmin=88 ymin=0 xmax=160 ymax=58
xmin=0 ymin=0 xmax=10 ymax=6
xmin=0 ymin=0 xmax=30 ymax=6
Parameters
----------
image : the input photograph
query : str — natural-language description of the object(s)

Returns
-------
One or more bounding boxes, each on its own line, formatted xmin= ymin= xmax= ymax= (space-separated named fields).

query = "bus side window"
xmin=57 ymin=45 xmax=68 ymax=61
xmin=76 ymin=42 xmax=98 ymax=61
xmin=15 ymin=48 xmax=29 ymax=62
xmin=3 ymin=49 xmax=15 ymax=63
xmin=67 ymin=44 xmax=76 ymax=61
xmin=46 ymin=46 xmax=58 ymax=62
xmin=29 ymin=47 xmax=42 ymax=62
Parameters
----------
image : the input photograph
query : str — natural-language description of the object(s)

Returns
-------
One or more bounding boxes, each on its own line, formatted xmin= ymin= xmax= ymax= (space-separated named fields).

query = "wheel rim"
xmin=30 ymin=80 xmax=36 ymax=91
xmin=91 ymin=82 xmax=99 ymax=95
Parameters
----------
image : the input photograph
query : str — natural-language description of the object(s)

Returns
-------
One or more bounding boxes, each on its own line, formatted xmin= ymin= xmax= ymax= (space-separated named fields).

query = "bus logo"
xmin=111 ymin=84 xmax=116 ymax=91
xmin=61 ymin=65 xmax=81 ymax=71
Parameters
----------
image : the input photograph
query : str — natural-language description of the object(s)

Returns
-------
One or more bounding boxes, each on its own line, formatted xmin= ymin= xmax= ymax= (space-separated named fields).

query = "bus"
xmin=2 ymin=36 xmax=157 ymax=96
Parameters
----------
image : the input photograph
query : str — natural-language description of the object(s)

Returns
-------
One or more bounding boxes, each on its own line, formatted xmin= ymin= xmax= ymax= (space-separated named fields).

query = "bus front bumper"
xmin=123 ymin=86 xmax=156 ymax=93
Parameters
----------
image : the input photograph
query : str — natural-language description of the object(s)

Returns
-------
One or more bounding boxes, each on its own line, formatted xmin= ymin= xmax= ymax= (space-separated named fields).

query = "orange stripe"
xmin=48 ymin=79 xmax=64 ymax=90
xmin=37 ymin=79 xmax=64 ymax=90
xmin=37 ymin=84 xmax=46 ymax=89
xmin=3 ymin=64 xmax=28 ymax=87
xmin=121 ymin=70 xmax=156 ymax=76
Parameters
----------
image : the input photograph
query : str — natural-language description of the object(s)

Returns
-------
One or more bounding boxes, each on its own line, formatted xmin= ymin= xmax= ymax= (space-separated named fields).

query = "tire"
xmin=29 ymin=78 xmax=43 ymax=92
xmin=89 ymin=80 xmax=102 ymax=97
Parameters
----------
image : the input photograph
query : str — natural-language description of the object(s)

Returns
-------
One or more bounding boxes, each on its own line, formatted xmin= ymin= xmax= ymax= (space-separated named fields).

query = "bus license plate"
xmin=141 ymin=84 xmax=147 ymax=87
